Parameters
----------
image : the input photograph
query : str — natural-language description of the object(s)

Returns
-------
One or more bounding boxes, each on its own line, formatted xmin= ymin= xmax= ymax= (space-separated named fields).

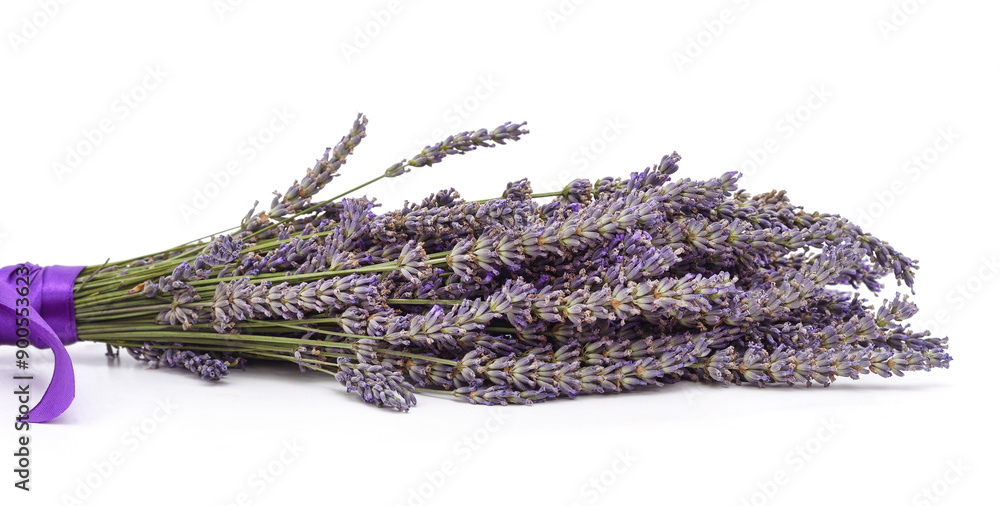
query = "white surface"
xmin=1 ymin=1 xmax=996 ymax=505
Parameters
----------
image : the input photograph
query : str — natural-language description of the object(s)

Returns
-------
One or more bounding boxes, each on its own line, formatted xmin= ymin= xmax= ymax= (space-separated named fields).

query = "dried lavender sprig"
xmin=383 ymin=122 xmax=529 ymax=178
xmin=266 ymin=113 xmax=368 ymax=221
xmin=125 ymin=344 xmax=233 ymax=381
xmin=334 ymin=358 xmax=417 ymax=411
xmin=210 ymin=274 xmax=383 ymax=332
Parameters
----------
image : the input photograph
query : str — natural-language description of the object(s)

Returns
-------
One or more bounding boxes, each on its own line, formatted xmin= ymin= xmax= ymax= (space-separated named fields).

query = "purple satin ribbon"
xmin=1 ymin=263 xmax=84 ymax=423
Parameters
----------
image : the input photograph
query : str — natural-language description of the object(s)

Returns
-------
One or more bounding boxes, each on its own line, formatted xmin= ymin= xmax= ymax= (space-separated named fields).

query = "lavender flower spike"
xmin=335 ymin=358 xmax=417 ymax=412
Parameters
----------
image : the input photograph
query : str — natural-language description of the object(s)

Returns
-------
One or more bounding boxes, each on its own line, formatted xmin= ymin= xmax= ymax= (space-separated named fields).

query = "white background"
xmin=1 ymin=1 xmax=997 ymax=505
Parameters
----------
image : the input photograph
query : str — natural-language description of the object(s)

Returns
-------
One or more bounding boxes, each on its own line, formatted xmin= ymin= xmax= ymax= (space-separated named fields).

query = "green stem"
xmin=78 ymin=319 xmax=338 ymax=334
xmin=74 ymin=292 xmax=147 ymax=310
xmin=189 ymin=257 xmax=449 ymax=287
xmin=82 ymin=330 xmax=458 ymax=366
xmin=286 ymin=359 xmax=340 ymax=377
xmin=473 ymin=190 xmax=564 ymax=203
xmin=244 ymin=319 xmax=375 ymax=341
xmin=76 ymin=306 xmax=175 ymax=321
xmin=100 ymin=341 xmax=356 ymax=365
xmin=415 ymin=387 xmax=452 ymax=395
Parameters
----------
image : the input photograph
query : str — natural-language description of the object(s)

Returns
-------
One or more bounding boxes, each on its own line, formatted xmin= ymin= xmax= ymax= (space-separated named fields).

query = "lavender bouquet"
xmin=1 ymin=114 xmax=951 ymax=419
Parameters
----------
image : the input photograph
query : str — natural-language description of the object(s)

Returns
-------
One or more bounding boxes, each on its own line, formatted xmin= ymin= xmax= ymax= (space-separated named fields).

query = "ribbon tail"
xmin=25 ymin=316 xmax=76 ymax=423
xmin=1 ymin=283 xmax=76 ymax=423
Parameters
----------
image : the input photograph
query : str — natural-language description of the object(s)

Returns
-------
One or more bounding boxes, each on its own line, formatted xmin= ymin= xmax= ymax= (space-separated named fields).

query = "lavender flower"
xmin=127 ymin=344 xmax=231 ymax=381
xmin=384 ymin=122 xmax=528 ymax=178
xmin=268 ymin=113 xmax=368 ymax=220
xmin=335 ymin=358 xmax=417 ymax=412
